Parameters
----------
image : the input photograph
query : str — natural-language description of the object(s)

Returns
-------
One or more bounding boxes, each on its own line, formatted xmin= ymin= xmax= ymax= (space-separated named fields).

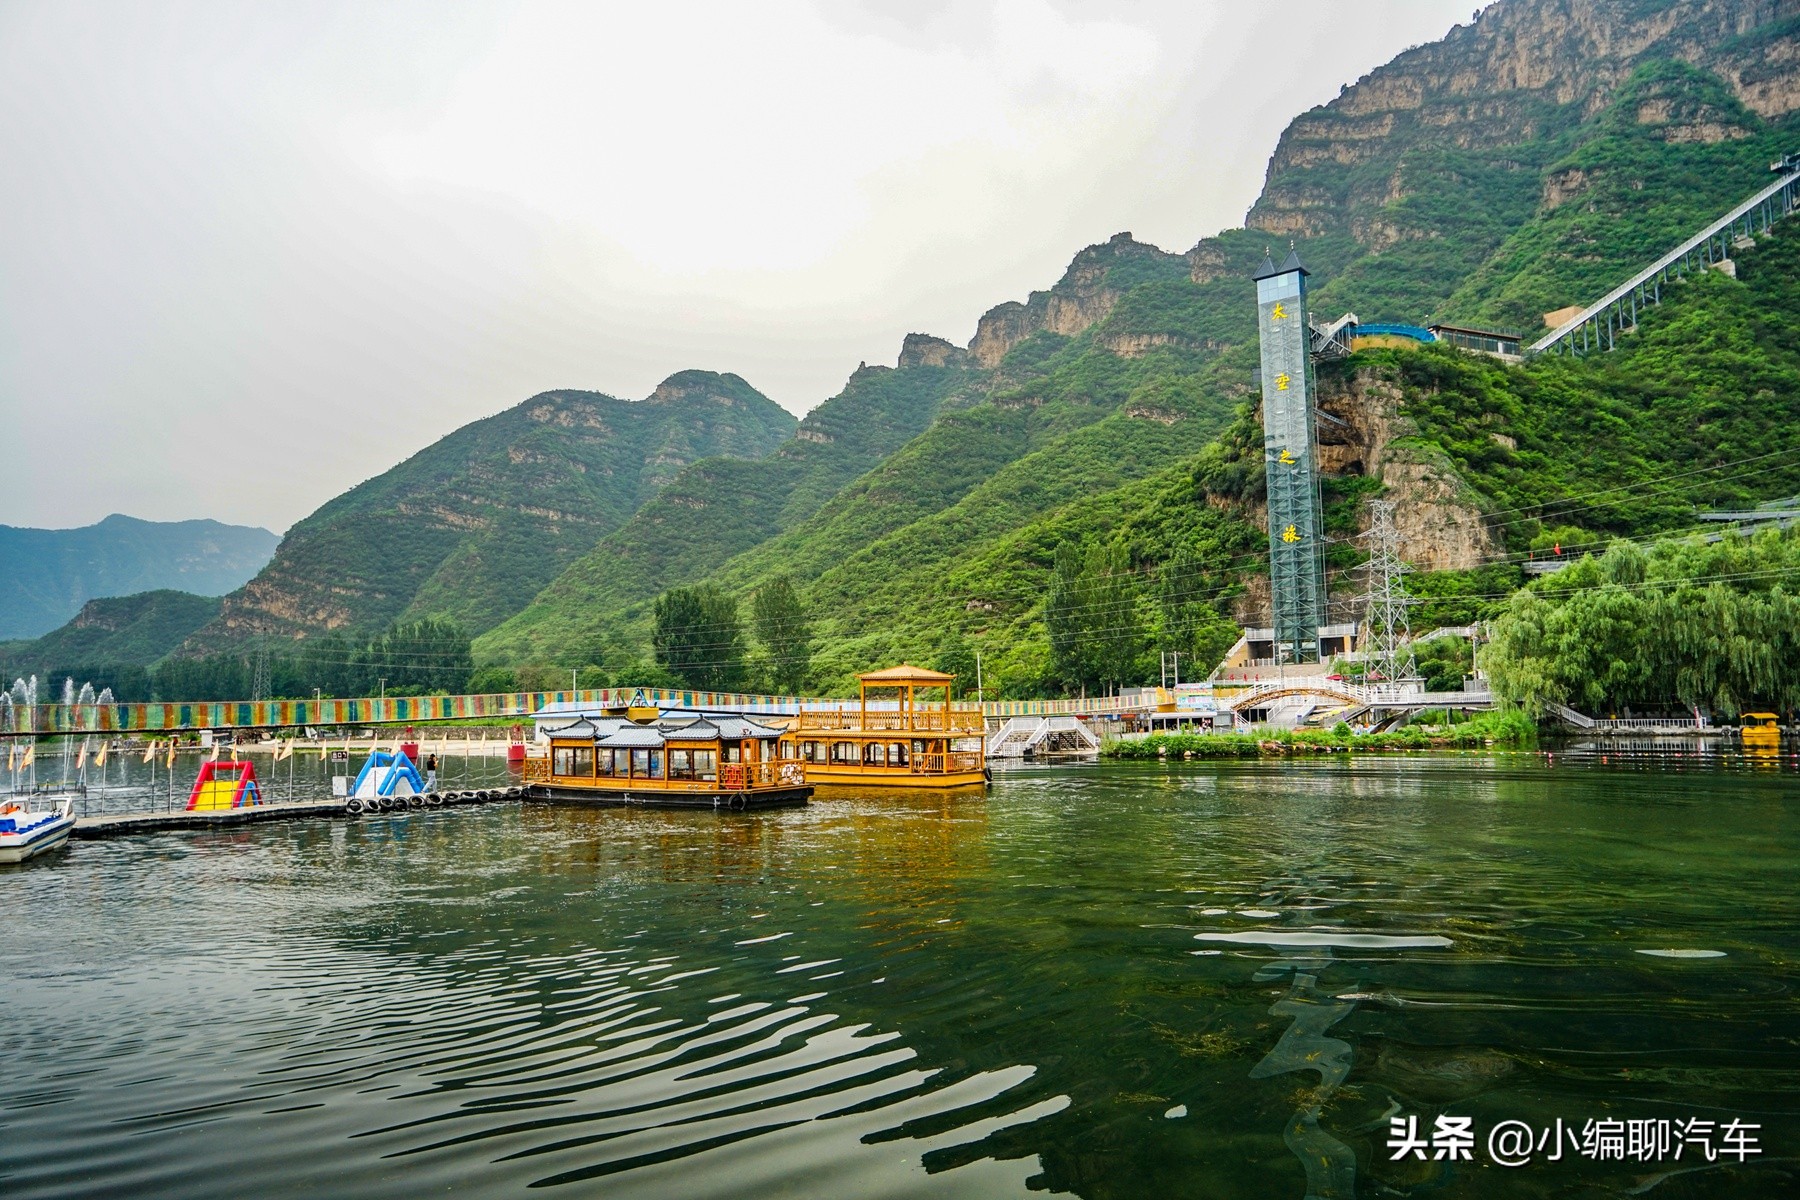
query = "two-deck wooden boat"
xmin=525 ymin=712 xmax=811 ymax=809
xmin=777 ymin=665 xmax=988 ymax=789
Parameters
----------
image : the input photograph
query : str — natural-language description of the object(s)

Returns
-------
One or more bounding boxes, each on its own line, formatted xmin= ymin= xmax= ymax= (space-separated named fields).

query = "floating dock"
xmin=71 ymin=788 xmax=526 ymax=840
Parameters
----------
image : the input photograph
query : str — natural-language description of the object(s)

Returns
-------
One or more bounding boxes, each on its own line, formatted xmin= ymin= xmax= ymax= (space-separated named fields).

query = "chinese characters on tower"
xmin=1255 ymin=249 xmax=1326 ymax=662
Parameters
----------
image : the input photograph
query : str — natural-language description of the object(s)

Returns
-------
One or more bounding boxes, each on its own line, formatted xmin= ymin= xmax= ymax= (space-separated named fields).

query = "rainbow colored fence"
xmin=0 ymin=685 xmax=1158 ymax=737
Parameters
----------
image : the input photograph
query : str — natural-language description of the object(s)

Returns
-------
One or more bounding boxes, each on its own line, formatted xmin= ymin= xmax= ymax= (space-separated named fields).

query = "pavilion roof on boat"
xmin=539 ymin=712 xmax=785 ymax=750
xmin=855 ymin=664 xmax=955 ymax=685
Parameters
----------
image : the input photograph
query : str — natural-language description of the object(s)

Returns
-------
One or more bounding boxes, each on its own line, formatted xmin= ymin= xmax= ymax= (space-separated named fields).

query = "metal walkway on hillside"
xmin=1532 ymin=162 xmax=1800 ymax=356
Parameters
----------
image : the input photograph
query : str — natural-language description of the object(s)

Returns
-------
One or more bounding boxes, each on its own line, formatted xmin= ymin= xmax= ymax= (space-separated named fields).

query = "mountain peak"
xmin=1246 ymin=0 xmax=1798 ymax=241
xmin=897 ymin=333 xmax=968 ymax=370
xmin=646 ymin=369 xmax=765 ymax=407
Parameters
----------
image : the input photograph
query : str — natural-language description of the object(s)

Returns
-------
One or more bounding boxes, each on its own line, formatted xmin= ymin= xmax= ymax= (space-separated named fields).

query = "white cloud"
xmin=0 ymin=0 xmax=1471 ymax=532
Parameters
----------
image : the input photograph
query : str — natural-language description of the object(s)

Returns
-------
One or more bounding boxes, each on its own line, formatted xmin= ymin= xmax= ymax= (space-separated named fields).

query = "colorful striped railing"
xmin=0 ymin=684 xmax=1175 ymax=736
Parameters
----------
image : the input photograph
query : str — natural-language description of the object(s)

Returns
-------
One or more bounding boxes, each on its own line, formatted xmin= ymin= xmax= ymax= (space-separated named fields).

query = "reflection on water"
xmin=4 ymin=753 xmax=1799 ymax=1198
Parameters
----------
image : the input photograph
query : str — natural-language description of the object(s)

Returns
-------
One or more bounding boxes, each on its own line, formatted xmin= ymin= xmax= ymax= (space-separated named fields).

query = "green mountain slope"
xmin=182 ymin=371 xmax=796 ymax=651
xmin=474 ymin=0 xmax=1800 ymax=693
xmin=474 ymin=348 xmax=977 ymax=663
xmin=1 ymin=590 xmax=220 ymax=674
xmin=0 ymin=515 xmax=275 ymax=640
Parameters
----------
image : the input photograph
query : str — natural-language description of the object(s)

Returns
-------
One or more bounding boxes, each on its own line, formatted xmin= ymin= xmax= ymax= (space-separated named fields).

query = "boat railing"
xmin=521 ymin=757 xmax=550 ymax=783
xmin=793 ymin=709 xmax=986 ymax=734
xmin=910 ymin=752 xmax=984 ymax=775
xmin=720 ymin=762 xmax=804 ymax=790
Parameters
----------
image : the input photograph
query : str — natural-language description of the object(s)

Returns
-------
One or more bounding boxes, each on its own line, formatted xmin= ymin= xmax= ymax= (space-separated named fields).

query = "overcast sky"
xmin=0 ymin=0 xmax=1473 ymax=533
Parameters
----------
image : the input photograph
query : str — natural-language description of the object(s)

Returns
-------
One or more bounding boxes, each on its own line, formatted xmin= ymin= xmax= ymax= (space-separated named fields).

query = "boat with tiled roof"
xmin=523 ymin=708 xmax=810 ymax=809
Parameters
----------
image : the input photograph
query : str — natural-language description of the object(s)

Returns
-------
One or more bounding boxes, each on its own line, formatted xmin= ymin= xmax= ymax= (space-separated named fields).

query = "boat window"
xmin=722 ymin=743 xmax=742 ymax=763
xmin=669 ymin=749 xmax=694 ymax=779
xmin=631 ymin=748 xmax=650 ymax=777
xmin=802 ymin=741 xmax=822 ymax=763
xmin=779 ymin=740 xmax=796 ymax=760
xmin=831 ymin=741 xmax=857 ymax=764
xmin=912 ymin=739 xmax=927 ymax=755
xmin=695 ymin=750 xmax=718 ymax=780
xmin=553 ymin=747 xmax=575 ymax=776
xmin=889 ymin=742 xmax=908 ymax=765
xmin=571 ymin=747 xmax=593 ymax=777
xmin=864 ymin=743 xmax=886 ymax=766
xmin=596 ymin=749 xmax=617 ymax=776
xmin=648 ymin=751 xmax=664 ymax=779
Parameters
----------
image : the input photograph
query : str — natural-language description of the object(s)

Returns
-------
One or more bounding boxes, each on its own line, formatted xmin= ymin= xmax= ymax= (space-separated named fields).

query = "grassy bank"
xmin=1103 ymin=709 xmax=1536 ymax=759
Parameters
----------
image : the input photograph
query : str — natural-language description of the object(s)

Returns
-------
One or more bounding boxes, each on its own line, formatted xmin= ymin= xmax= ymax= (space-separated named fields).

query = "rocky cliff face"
xmin=897 ymin=333 xmax=968 ymax=369
xmin=1246 ymin=0 xmax=1800 ymax=240
xmin=967 ymin=233 xmax=1189 ymax=367
xmin=1317 ymin=366 xmax=1499 ymax=573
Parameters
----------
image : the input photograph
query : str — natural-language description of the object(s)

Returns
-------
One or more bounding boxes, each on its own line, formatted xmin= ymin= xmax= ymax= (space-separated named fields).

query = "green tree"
xmin=1047 ymin=540 xmax=1147 ymax=694
xmin=750 ymin=575 xmax=812 ymax=694
xmin=1482 ymin=530 xmax=1800 ymax=719
xmin=653 ymin=584 xmax=747 ymax=691
xmin=1156 ymin=546 xmax=1239 ymax=678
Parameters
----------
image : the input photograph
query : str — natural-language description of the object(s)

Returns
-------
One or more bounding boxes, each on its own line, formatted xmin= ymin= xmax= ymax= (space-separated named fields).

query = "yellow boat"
xmin=1740 ymin=711 xmax=1782 ymax=752
xmin=526 ymin=711 xmax=811 ymax=809
xmin=778 ymin=664 xmax=988 ymax=789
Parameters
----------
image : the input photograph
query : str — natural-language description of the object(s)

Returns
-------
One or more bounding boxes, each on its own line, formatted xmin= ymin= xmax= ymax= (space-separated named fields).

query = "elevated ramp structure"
xmin=1532 ymin=165 xmax=1800 ymax=357
xmin=986 ymin=715 xmax=1101 ymax=759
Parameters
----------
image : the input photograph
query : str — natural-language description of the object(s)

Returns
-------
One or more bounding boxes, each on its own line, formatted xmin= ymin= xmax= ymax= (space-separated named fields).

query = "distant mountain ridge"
xmin=1 ymin=590 xmax=221 ymax=673
xmin=0 ymin=514 xmax=276 ymax=640
xmin=179 ymin=370 xmax=797 ymax=652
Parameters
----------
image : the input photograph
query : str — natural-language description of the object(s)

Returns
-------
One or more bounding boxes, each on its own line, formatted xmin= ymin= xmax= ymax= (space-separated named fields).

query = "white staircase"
xmin=987 ymin=715 xmax=1102 ymax=758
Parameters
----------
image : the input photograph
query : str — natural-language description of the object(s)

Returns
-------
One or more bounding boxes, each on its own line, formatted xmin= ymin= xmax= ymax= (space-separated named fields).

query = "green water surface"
xmin=4 ymin=754 xmax=1796 ymax=1198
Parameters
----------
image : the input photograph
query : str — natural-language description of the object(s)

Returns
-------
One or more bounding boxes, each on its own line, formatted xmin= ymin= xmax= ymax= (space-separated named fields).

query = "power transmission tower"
xmin=1362 ymin=500 xmax=1416 ymax=691
xmin=251 ymin=642 xmax=271 ymax=703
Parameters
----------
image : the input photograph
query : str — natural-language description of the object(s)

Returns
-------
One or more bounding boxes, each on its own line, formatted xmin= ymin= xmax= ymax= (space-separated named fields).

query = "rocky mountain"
xmin=180 ymin=371 xmax=796 ymax=651
xmin=65 ymin=0 xmax=1800 ymax=699
xmin=1221 ymin=0 xmax=1800 ymax=329
xmin=476 ymin=0 xmax=1800 ymax=692
xmin=0 ymin=515 xmax=275 ymax=640
xmin=474 ymin=353 xmax=976 ymax=665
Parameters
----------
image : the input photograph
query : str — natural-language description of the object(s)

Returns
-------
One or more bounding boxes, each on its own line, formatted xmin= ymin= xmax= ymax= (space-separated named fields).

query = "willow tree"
xmin=1482 ymin=531 xmax=1800 ymax=719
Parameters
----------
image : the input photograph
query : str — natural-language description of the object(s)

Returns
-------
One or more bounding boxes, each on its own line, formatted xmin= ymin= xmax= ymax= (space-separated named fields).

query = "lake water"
xmin=5 ymin=753 xmax=1797 ymax=1198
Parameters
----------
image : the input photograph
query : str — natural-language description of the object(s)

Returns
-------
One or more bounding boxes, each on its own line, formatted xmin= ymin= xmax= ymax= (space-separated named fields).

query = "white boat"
xmin=0 ymin=798 xmax=76 ymax=863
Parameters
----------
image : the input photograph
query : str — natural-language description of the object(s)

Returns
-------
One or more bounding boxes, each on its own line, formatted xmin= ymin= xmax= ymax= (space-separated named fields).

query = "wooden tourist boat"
xmin=524 ymin=712 xmax=810 ymax=809
xmin=778 ymin=665 xmax=988 ymax=789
